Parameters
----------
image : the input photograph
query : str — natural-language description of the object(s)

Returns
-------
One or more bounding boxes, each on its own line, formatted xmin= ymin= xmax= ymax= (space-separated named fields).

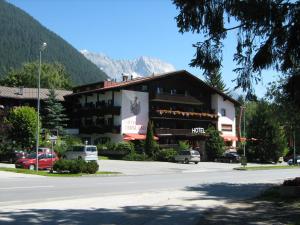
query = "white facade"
xmin=211 ymin=94 xmax=236 ymax=147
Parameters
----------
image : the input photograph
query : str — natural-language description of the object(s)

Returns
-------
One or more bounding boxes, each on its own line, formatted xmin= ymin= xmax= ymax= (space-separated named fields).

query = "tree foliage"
xmin=0 ymin=62 xmax=72 ymax=90
xmin=246 ymin=101 xmax=287 ymax=162
xmin=173 ymin=0 xmax=300 ymax=97
xmin=145 ymin=120 xmax=158 ymax=157
xmin=0 ymin=0 xmax=107 ymax=85
xmin=205 ymin=68 xmax=229 ymax=93
xmin=205 ymin=126 xmax=225 ymax=161
xmin=5 ymin=106 xmax=39 ymax=148
xmin=42 ymin=89 xmax=68 ymax=133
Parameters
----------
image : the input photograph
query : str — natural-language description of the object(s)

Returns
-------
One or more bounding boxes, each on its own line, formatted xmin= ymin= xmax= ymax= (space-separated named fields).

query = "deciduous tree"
xmin=6 ymin=106 xmax=39 ymax=148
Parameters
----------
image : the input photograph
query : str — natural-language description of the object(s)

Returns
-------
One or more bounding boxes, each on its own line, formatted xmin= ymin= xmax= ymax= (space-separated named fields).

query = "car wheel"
xmin=184 ymin=158 xmax=189 ymax=164
xmin=194 ymin=162 xmax=198 ymax=164
xmin=29 ymin=164 xmax=35 ymax=170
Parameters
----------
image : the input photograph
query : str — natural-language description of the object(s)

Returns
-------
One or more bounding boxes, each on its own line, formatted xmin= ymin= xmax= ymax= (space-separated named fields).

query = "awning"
xmin=123 ymin=134 xmax=159 ymax=141
xmin=221 ymin=135 xmax=254 ymax=142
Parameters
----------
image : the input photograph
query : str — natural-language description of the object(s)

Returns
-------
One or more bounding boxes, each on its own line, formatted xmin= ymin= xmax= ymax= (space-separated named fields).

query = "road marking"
xmin=0 ymin=185 xmax=54 ymax=190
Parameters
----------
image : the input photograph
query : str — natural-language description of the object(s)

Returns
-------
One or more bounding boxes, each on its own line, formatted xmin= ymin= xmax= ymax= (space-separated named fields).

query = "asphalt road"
xmin=0 ymin=168 xmax=299 ymax=207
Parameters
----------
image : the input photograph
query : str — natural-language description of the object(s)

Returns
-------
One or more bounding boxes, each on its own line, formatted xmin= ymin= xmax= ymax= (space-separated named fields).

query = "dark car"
xmin=0 ymin=150 xmax=27 ymax=163
xmin=219 ymin=152 xmax=240 ymax=163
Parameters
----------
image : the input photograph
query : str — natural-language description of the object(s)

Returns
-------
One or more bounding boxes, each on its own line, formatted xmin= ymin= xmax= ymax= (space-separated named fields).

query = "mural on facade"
xmin=121 ymin=90 xmax=149 ymax=134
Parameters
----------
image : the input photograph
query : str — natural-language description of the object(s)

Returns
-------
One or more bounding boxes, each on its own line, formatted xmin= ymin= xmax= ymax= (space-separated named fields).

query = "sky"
xmin=8 ymin=0 xmax=278 ymax=97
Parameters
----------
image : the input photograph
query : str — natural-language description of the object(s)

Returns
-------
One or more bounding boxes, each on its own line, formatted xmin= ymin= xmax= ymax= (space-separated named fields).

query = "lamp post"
xmin=36 ymin=42 xmax=47 ymax=172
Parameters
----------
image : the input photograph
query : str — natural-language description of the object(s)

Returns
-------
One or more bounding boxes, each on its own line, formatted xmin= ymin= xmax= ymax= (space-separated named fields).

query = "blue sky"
xmin=8 ymin=0 xmax=278 ymax=97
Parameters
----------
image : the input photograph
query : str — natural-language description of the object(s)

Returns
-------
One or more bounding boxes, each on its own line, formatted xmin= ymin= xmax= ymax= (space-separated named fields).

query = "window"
xmin=221 ymin=124 xmax=232 ymax=132
xmin=156 ymin=87 xmax=163 ymax=94
xmin=221 ymin=108 xmax=226 ymax=116
xmin=171 ymin=89 xmax=177 ymax=95
xmin=142 ymin=85 xmax=148 ymax=91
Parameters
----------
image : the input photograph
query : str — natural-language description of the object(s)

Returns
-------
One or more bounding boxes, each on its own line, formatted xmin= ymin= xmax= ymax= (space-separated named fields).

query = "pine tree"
xmin=42 ymin=89 xmax=68 ymax=134
xmin=205 ymin=68 xmax=229 ymax=94
xmin=145 ymin=120 xmax=158 ymax=157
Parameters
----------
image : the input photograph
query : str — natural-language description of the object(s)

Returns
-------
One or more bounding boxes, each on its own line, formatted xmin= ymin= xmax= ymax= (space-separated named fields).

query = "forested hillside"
xmin=0 ymin=0 xmax=108 ymax=85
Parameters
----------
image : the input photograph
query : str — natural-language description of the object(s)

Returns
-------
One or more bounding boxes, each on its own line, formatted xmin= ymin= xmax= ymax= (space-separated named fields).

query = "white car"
xmin=174 ymin=150 xmax=201 ymax=164
xmin=63 ymin=145 xmax=98 ymax=161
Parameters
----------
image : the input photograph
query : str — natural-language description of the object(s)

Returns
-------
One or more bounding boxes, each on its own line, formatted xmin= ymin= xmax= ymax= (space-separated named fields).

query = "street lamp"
xmin=36 ymin=42 xmax=47 ymax=172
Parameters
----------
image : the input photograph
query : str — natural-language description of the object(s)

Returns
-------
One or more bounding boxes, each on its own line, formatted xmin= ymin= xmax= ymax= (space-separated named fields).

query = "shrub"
xmin=178 ymin=141 xmax=190 ymax=151
xmin=115 ymin=142 xmax=134 ymax=153
xmin=53 ymin=159 xmax=99 ymax=174
xmin=85 ymin=161 xmax=99 ymax=174
xmin=156 ymin=148 xmax=178 ymax=162
xmin=205 ymin=126 xmax=225 ymax=161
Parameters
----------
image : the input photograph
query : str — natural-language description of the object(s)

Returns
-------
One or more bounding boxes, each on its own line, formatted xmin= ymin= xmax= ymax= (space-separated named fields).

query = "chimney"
xmin=122 ymin=73 xmax=129 ymax=82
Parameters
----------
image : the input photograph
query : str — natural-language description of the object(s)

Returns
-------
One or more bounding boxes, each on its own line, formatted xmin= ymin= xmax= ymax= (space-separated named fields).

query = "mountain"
xmin=81 ymin=50 xmax=176 ymax=80
xmin=0 ymin=0 xmax=108 ymax=85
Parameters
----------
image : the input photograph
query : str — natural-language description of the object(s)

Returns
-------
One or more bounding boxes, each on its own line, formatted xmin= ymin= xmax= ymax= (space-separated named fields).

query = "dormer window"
xmin=221 ymin=108 xmax=226 ymax=116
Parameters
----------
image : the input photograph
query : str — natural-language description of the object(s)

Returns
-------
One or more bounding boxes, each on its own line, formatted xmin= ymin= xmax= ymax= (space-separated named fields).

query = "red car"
xmin=15 ymin=152 xmax=58 ymax=170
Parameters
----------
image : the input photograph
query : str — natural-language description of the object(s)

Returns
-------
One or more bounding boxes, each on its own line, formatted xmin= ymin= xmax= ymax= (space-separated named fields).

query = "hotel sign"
xmin=121 ymin=90 xmax=149 ymax=134
xmin=192 ymin=127 xmax=205 ymax=134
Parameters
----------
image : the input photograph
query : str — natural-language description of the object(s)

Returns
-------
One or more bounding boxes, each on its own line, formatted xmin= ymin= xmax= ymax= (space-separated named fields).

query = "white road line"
xmin=0 ymin=185 xmax=54 ymax=190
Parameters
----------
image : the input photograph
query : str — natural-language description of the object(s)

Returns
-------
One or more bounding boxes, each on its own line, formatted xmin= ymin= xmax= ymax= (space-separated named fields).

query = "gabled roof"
xmin=66 ymin=70 xmax=240 ymax=106
xmin=0 ymin=86 xmax=72 ymax=101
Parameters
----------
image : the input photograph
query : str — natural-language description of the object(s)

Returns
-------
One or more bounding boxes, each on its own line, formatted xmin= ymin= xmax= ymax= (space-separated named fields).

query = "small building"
xmin=0 ymin=86 xmax=72 ymax=141
xmin=64 ymin=70 xmax=240 ymax=155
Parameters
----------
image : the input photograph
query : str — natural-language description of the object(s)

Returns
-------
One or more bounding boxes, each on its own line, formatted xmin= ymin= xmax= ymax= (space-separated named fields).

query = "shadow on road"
xmin=0 ymin=205 xmax=201 ymax=225
xmin=1 ymin=183 xmax=299 ymax=225
xmin=185 ymin=182 xmax=275 ymax=200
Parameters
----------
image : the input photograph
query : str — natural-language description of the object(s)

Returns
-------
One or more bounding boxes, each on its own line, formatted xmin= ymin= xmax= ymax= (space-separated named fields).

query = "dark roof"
xmin=66 ymin=70 xmax=241 ymax=106
xmin=0 ymin=86 xmax=72 ymax=101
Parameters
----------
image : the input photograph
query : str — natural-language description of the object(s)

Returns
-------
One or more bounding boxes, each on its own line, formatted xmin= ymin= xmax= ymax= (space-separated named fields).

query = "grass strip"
xmin=0 ymin=167 xmax=121 ymax=177
xmin=234 ymin=165 xmax=300 ymax=171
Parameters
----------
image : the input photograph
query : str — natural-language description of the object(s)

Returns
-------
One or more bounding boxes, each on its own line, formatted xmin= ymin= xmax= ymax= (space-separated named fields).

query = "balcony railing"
xmin=151 ymin=93 xmax=204 ymax=105
xmin=80 ymin=125 xmax=120 ymax=134
xmin=73 ymin=104 xmax=120 ymax=116
xmin=155 ymin=128 xmax=207 ymax=136
xmin=151 ymin=109 xmax=218 ymax=120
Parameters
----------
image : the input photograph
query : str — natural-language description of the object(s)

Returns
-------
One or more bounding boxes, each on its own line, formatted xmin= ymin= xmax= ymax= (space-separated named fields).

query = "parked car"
xmin=63 ymin=145 xmax=98 ymax=161
xmin=174 ymin=150 xmax=201 ymax=164
xmin=0 ymin=150 xmax=27 ymax=163
xmin=287 ymin=156 xmax=300 ymax=165
xmin=15 ymin=152 xmax=58 ymax=170
xmin=219 ymin=152 xmax=240 ymax=163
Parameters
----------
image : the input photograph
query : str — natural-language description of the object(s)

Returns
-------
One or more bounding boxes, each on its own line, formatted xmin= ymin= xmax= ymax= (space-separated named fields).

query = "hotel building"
xmin=64 ymin=70 xmax=240 ymax=155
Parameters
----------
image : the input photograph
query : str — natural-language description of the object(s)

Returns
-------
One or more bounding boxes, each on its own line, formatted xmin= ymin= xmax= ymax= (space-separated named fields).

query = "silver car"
xmin=63 ymin=145 xmax=98 ymax=161
xmin=174 ymin=150 xmax=201 ymax=164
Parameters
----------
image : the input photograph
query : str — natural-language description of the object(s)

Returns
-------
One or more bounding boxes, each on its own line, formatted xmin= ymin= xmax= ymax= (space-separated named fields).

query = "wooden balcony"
xmin=151 ymin=109 xmax=218 ymax=121
xmin=73 ymin=105 xmax=120 ymax=116
xmin=80 ymin=125 xmax=120 ymax=134
xmin=151 ymin=93 xmax=204 ymax=105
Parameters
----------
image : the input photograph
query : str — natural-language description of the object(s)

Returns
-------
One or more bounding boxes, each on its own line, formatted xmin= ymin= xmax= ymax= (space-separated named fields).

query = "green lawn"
xmin=235 ymin=165 xmax=300 ymax=171
xmin=0 ymin=167 xmax=121 ymax=177
xmin=98 ymin=156 xmax=110 ymax=160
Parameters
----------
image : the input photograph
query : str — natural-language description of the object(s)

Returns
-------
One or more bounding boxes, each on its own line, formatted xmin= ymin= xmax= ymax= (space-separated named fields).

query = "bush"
xmin=178 ymin=141 xmax=189 ymax=151
xmin=115 ymin=142 xmax=134 ymax=153
xmin=85 ymin=161 xmax=99 ymax=174
xmin=53 ymin=159 xmax=99 ymax=174
xmin=156 ymin=148 xmax=178 ymax=162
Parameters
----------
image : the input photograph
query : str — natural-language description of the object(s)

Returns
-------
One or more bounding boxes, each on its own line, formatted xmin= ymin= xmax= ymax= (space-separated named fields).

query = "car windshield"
xmin=27 ymin=153 xmax=37 ymax=159
xmin=86 ymin=147 xmax=96 ymax=152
